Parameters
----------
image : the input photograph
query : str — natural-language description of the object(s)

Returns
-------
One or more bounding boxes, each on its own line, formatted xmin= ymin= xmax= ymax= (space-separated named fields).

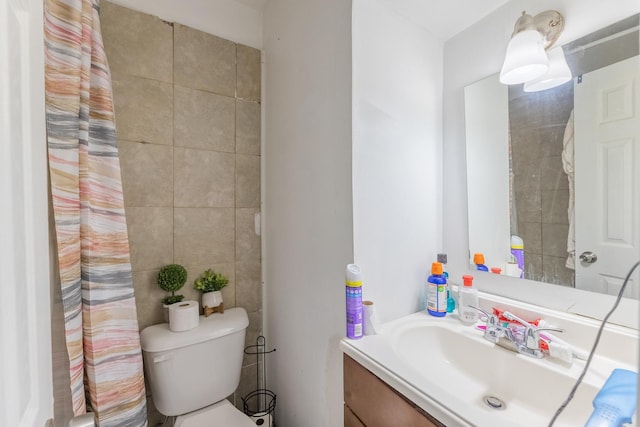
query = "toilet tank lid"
xmin=140 ymin=307 xmax=249 ymax=353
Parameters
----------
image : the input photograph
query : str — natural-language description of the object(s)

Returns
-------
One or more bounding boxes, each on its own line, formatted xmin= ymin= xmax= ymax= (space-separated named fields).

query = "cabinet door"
xmin=343 ymin=355 xmax=441 ymax=427
xmin=345 ymin=404 xmax=365 ymax=427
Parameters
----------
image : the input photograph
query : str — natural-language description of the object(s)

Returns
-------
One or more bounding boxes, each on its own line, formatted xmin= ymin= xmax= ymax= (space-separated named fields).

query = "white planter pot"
xmin=202 ymin=290 xmax=223 ymax=309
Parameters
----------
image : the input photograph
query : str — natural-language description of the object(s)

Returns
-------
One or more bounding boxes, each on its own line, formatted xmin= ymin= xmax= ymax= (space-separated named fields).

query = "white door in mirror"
xmin=574 ymin=55 xmax=640 ymax=298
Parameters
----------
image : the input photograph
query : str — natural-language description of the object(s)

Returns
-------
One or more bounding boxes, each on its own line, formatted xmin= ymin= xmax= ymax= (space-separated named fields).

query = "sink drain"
xmin=483 ymin=395 xmax=506 ymax=410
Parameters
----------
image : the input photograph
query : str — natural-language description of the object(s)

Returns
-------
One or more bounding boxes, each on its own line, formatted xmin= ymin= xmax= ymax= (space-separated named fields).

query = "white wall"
xmin=263 ymin=1 xmax=353 ymax=426
xmin=106 ymin=0 xmax=264 ymax=48
xmin=443 ymin=0 xmax=640 ymax=275
xmin=352 ymin=0 xmax=443 ymax=322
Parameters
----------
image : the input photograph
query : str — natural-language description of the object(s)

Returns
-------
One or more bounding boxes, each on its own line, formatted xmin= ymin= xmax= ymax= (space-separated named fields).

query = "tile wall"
xmin=101 ymin=2 xmax=262 ymax=422
xmin=508 ymin=83 xmax=574 ymax=287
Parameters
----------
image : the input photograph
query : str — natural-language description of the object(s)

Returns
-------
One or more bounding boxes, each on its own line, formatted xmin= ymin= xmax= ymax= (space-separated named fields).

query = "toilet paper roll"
xmin=363 ymin=301 xmax=381 ymax=336
xmin=169 ymin=300 xmax=200 ymax=332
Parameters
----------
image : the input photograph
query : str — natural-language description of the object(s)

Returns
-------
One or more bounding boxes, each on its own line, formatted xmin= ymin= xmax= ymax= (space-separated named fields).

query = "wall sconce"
xmin=500 ymin=10 xmax=572 ymax=91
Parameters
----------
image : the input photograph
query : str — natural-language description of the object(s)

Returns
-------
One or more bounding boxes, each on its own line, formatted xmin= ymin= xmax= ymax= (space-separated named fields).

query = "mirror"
xmin=464 ymin=14 xmax=639 ymax=298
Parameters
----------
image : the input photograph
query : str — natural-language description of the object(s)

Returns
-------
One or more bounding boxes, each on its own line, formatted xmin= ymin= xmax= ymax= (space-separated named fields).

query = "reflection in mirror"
xmin=464 ymin=14 xmax=639 ymax=298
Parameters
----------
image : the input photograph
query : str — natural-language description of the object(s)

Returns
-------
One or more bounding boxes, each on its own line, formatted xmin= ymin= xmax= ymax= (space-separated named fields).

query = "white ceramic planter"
xmin=202 ymin=290 xmax=223 ymax=309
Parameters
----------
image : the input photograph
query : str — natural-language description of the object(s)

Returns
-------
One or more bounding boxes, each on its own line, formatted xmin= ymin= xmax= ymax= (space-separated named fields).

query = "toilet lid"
xmin=175 ymin=399 xmax=256 ymax=427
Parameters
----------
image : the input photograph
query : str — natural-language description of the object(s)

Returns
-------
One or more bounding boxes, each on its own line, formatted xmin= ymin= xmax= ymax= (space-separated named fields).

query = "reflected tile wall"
xmin=509 ymin=83 xmax=574 ymax=287
xmin=102 ymin=1 xmax=262 ymax=419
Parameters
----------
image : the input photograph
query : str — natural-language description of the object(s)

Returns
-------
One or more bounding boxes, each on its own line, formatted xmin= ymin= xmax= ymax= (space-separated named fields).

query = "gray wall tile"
xmin=518 ymin=221 xmax=542 ymax=255
xmin=236 ymin=208 xmax=261 ymax=263
xmin=112 ymin=76 xmax=173 ymax=145
xmin=174 ymin=148 xmax=235 ymax=207
xmin=174 ymin=24 xmax=236 ymax=96
xmin=126 ymin=207 xmax=174 ymax=271
xmin=101 ymin=1 xmax=173 ymax=83
xmin=132 ymin=269 xmax=166 ymax=331
xmin=542 ymin=255 xmax=575 ymax=287
xmin=236 ymin=100 xmax=261 ymax=155
xmin=174 ymin=208 xmax=235 ymax=265
xmin=540 ymin=155 xmax=569 ymax=191
xmin=119 ymin=140 xmax=173 ymax=207
xmin=174 ymin=86 xmax=236 ymax=152
xmin=237 ymin=44 xmax=261 ymax=101
xmin=542 ymin=223 xmax=571 ymax=257
xmin=236 ymin=261 xmax=261 ymax=313
xmin=236 ymin=154 xmax=261 ymax=208
xmin=541 ymin=189 xmax=570 ymax=225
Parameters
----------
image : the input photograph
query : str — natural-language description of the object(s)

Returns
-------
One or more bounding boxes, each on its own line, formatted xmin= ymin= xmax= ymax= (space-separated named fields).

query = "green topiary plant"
xmin=193 ymin=269 xmax=229 ymax=293
xmin=158 ymin=264 xmax=187 ymax=305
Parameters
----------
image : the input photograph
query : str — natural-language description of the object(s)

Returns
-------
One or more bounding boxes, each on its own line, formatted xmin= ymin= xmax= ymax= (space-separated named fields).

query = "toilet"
xmin=140 ymin=307 xmax=256 ymax=427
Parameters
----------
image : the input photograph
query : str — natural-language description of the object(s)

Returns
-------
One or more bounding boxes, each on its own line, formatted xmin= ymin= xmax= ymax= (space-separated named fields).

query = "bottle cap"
xmin=345 ymin=264 xmax=363 ymax=287
xmin=473 ymin=253 xmax=485 ymax=265
xmin=511 ymin=235 xmax=524 ymax=249
xmin=462 ymin=275 xmax=473 ymax=287
xmin=431 ymin=262 xmax=443 ymax=275
xmin=491 ymin=267 xmax=502 ymax=274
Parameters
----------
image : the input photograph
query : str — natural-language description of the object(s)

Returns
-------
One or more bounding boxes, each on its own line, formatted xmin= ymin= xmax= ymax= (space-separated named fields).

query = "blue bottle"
xmin=473 ymin=253 xmax=489 ymax=272
xmin=585 ymin=369 xmax=638 ymax=427
xmin=426 ymin=262 xmax=447 ymax=317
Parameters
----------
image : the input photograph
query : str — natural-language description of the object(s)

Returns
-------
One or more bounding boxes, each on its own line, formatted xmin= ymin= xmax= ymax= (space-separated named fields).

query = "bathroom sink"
xmin=392 ymin=319 xmax=600 ymax=426
xmin=341 ymin=309 xmax=638 ymax=427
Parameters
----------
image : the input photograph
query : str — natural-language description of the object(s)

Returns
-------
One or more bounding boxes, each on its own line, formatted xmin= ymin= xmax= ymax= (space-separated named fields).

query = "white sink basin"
xmin=341 ymin=309 xmax=638 ymax=427
xmin=393 ymin=319 xmax=601 ymax=425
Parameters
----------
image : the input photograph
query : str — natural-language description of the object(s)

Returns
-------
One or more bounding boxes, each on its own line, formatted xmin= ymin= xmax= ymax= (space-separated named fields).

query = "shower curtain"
xmin=44 ymin=0 xmax=147 ymax=425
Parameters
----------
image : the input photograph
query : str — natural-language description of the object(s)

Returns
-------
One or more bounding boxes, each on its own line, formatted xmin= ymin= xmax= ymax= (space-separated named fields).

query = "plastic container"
xmin=458 ymin=275 xmax=478 ymax=324
xmin=437 ymin=253 xmax=456 ymax=313
xmin=510 ymin=236 xmax=524 ymax=278
xmin=585 ymin=369 xmax=638 ymax=427
xmin=426 ymin=262 xmax=447 ymax=317
xmin=345 ymin=264 xmax=364 ymax=339
xmin=473 ymin=253 xmax=489 ymax=272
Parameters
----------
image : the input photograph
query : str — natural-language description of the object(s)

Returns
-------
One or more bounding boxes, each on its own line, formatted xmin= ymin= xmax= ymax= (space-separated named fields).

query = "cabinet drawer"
xmin=343 ymin=354 xmax=443 ymax=427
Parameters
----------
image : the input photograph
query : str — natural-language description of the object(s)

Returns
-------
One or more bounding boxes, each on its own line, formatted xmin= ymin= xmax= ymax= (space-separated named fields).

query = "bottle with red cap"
xmin=458 ymin=275 xmax=479 ymax=324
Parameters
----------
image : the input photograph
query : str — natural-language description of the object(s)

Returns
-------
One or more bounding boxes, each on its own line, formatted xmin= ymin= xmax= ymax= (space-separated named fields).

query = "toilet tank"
xmin=140 ymin=307 xmax=249 ymax=416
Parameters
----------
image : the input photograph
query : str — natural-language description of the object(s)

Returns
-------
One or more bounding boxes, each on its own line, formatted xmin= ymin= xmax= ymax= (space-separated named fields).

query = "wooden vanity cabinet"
xmin=343 ymin=354 xmax=445 ymax=427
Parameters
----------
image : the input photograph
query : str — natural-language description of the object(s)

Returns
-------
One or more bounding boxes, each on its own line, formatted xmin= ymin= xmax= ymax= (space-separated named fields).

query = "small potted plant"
xmin=194 ymin=268 xmax=228 ymax=315
xmin=158 ymin=264 xmax=187 ymax=320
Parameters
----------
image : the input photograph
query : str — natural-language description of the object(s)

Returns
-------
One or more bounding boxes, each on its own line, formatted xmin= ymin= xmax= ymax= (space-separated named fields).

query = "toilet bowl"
xmin=140 ymin=307 xmax=255 ymax=427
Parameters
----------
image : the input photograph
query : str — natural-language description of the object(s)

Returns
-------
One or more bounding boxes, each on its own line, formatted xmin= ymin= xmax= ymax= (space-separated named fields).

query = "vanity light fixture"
xmin=500 ymin=10 xmax=571 ymax=91
xmin=523 ymin=46 xmax=572 ymax=92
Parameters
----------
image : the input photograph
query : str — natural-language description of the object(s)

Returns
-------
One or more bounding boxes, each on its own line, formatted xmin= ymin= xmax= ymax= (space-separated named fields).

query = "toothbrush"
xmin=502 ymin=312 xmax=587 ymax=360
xmin=501 ymin=311 xmax=534 ymax=328
xmin=537 ymin=320 xmax=588 ymax=360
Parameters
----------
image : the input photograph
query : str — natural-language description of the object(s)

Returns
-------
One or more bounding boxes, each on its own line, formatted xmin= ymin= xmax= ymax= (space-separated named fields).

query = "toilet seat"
xmin=175 ymin=399 xmax=256 ymax=427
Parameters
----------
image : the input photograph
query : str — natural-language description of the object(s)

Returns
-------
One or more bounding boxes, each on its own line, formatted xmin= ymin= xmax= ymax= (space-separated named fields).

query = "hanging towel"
xmin=561 ymin=110 xmax=575 ymax=270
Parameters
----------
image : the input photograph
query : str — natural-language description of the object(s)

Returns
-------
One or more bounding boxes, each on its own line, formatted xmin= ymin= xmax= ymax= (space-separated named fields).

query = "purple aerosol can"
xmin=345 ymin=264 xmax=364 ymax=339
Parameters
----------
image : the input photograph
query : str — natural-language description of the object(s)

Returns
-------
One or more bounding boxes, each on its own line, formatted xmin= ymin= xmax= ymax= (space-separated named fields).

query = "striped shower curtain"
xmin=44 ymin=0 xmax=147 ymax=425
